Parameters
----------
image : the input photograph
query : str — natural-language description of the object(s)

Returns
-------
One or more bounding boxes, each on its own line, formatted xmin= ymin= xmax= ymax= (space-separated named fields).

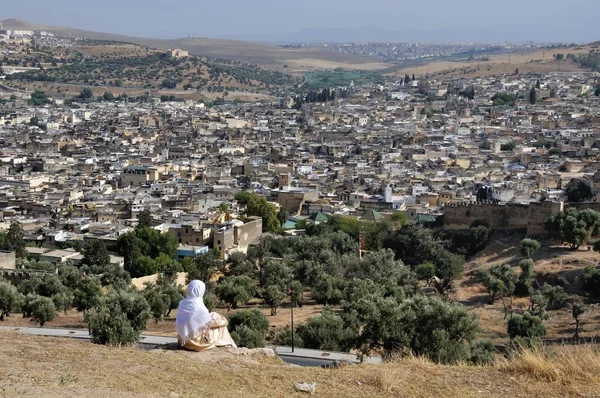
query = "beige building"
xmin=167 ymin=48 xmax=189 ymax=58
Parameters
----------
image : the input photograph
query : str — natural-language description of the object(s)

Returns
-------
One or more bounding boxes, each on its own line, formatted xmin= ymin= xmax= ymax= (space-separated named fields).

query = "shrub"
xmin=508 ymin=312 xmax=546 ymax=348
xmin=345 ymin=294 xmax=479 ymax=364
xmin=228 ymin=309 xmax=269 ymax=348
xmin=296 ymin=309 xmax=350 ymax=351
xmin=230 ymin=325 xmax=265 ymax=349
xmin=271 ymin=326 xmax=304 ymax=347
xmin=85 ymin=289 xmax=151 ymax=345
xmin=581 ymin=266 xmax=600 ymax=297
xmin=540 ymin=283 xmax=568 ymax=309
xmin=468 ymin=340 xmax=496 ymax=365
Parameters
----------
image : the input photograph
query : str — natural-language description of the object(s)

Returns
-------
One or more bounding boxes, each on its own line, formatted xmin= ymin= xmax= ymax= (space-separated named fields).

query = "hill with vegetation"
xmin=1 ymin=39 xmax=302 ymax=97
xmin=0 ymin=19 xmax=387 ymax=72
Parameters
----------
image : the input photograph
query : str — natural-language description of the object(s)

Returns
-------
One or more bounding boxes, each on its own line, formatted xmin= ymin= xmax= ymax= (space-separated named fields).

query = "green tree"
xmin=262 ymin=285 xmax=286 ymax=315
xmin=312 ymin=274 xmax=343 ymax=305
xmin=581 ymin=266 xmax=600 ymax=297
xmin=566 ymin=180 xmax=593 ymax=203
xmin=500 ymin=141 xmax=516 ymax=151
xmin=30 ymin=296 xmax=57 ymax=326
xmin=390 ymin=212 xmax=409 ymax=228
xmin=29 ymin=90 xmax=49 ymax=106
xmin=73 ymin=276 xmax=103 ymax=313
xmin=536 ymin=79 xmax=541 ymax=89
xmin=540 ymin=283 xmax=568 ymax=309
xmin=481 ymin=264 xmax=517 ymax=303
xmin=216 ymin=275 xmax=254 ymax=310
xmin=78 ymin=88 xmax=93 ymax=100
xmin=143 ymin=284 xmax=170 ymax=323
xmin=117 ymin=233 xmax=141 ymax=276
xmin=136 ymin=209 xmax=152 ymax=229
xmin=52 ymin=292 xmax=72 ymax=315
xmin=595 ymin=87 xmax=600 ymax=97
xmin=546 ymin=209 xmax=600 ymax=249
xmin=235 ymin=191 xmax=280 ymax=233
xmin=430 ymin=249 xmax=465 ymax=294
xmin=102 ymin=91 xmax=115 ymax=101
xmin=572 ymin=302 xmax=586 ymax=340
xmin=415 ymin=262 xmax=436 ymax=283
xmin=277 ymin=208 xmax=290 ymax=228
xmin=85 ymin=289 xmax=151 ymax=345
xmin=529 ymin=87 xmax=537 ymax=105
xmin=0 ymin=281 xmax=22 ymax=320
xmin=520 ymin=239 xmax=541 ymax=258
xmin=518 ymin=259 xmax=536 ymax=290
xmin=187 ymin=250 xmax=223 ymax=283
xmin=5 ymin=222 xmax=26 ymax=257
xmin=133 ymin=227 xmax=179 ymax=259
xmin=289 ymin=280 xmax=304 ymax=307
xmin=80 ymin=239 xmax=111 ymax=269
xmin=225 ymin=252 xmax=255 ymax=278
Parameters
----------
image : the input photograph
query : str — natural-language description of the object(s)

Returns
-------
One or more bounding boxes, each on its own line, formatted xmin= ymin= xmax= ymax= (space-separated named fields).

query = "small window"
xmin=217 ymin=240 xmax=221 ymax=244
xmin=196 ymin=238 xmax=199 ymax=243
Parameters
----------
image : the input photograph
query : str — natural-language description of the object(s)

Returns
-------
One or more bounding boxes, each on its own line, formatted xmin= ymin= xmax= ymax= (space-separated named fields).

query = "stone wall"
xmin=443 ymin=200 xmax=563 ymax=236
xmin=234 ymin=217 xmax=263 ymax=248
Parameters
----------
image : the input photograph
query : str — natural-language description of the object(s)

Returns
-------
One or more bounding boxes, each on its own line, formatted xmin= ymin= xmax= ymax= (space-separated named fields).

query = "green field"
xmin=304 ymin=69 xmax=383 ymax=89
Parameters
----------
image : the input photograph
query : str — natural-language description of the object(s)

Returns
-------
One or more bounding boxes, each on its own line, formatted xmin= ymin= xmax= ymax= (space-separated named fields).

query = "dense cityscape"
xmin=1 ymin=10 xmax=600 ymax=397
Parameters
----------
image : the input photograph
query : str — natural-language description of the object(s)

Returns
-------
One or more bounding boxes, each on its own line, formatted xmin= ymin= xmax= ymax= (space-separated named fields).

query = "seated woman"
xmin=175 ymin=280 xmax=237 ymax=352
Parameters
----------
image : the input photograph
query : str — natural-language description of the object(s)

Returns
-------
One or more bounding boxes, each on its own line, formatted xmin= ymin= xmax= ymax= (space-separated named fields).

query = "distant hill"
xmin=0 ymin=19 xmax=386 ymax=72
xmin=235 ymin=25 xmax=598 ymax=44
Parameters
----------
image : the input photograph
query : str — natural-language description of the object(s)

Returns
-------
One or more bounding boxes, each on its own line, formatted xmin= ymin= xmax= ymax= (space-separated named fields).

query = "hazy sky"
xmin=2 ymin=0 xmax=599 ymax=42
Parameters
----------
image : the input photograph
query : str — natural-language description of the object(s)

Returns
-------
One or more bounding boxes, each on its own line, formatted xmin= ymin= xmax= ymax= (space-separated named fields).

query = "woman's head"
xmin=187 ymin=280 xmax=206 ymax=299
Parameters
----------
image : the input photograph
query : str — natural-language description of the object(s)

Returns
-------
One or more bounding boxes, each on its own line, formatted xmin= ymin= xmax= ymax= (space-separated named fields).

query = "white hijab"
xmin=175 ymin=280 xmax=212 ymax=345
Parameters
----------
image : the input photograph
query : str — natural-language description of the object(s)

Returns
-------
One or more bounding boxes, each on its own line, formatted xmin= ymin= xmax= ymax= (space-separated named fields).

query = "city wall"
xmin=443 ymin=201 xmax=563 ymax=236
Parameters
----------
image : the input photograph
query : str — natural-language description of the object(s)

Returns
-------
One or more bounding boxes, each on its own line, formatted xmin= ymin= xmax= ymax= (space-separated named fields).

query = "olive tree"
xmin=30 ymin=296 xmax=57 ymax=326
xmin=216 ymin=275 xmax=254 ymax=310
xmin=85 ymin=289 xmax=151 ymax=345
xmin=572 ymin=302 xmax=586 ymax=340
xmin=520 ymin=239 xmax=540 ymax=259
xmin=0 ymin=281 xmax=23 ymax=320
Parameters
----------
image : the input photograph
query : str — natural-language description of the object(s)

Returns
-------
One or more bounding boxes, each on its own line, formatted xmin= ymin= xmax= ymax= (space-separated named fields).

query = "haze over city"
xmin=2 ymin=0 xmax=599 ymax=43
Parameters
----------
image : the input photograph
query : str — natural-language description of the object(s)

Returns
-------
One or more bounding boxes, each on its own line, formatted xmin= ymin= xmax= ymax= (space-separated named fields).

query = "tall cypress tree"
xmin=529 ymin=87 xmax=537 ymax=105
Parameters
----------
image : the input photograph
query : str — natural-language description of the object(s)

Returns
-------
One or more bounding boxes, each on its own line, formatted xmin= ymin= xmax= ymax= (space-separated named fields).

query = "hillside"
xmin=0 ymin=19 xmax=387 ymax=72
xmin=2 ymin=332 xmax=600 ymax=397
xmin=0 ymin=38 xmax=301 ymax=99
xmin=391 ymin=45 xmax=596 ymax=79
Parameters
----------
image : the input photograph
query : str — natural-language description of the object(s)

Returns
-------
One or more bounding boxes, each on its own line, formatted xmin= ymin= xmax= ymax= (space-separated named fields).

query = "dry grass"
xmin=502 ymin=345 xmax=600 ymax=385
xmin=3 ymin=331 xmax=600 ymax=397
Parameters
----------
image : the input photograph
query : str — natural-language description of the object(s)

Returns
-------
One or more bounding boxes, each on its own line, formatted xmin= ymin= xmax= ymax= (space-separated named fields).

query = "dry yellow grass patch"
xmin=3 ymin=332 xmax=600 ymax=397
xmin=502 ymin=346 xmax=600 ymax=385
